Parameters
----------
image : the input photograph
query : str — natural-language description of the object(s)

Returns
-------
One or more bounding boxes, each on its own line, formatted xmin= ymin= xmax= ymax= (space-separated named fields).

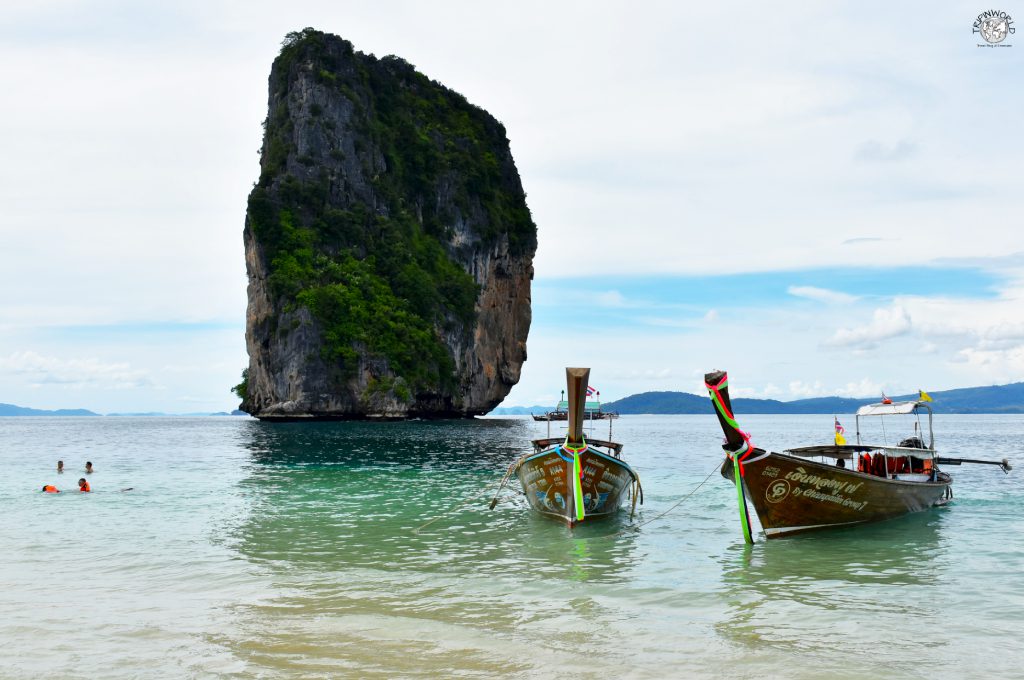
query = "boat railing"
xmin=531 ymin=437 xmax=624 ymax=458
xmin=785 ymin=443 xmax=940 ymax=482
xmin=867 ymin=445 xmax=937 ymax=458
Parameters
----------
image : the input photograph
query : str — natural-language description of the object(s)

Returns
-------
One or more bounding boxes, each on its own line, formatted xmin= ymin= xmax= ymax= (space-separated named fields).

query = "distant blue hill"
xmin=0 ymin=403 xmax=248 ymax=417
xmin=602 ymin=382 xmax=1024 ymax=415
xmin=105 ymin=410 xmax=251 ymax=417
xmin=488 ymin=405 xmax=550 ymax=415
xmin=0 ymin=403 xmax=100 ymax=416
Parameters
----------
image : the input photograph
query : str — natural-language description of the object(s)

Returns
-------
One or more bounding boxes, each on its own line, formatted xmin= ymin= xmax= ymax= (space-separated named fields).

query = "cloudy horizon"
xmin=1 ymin=1 xmax=1021 ymax=412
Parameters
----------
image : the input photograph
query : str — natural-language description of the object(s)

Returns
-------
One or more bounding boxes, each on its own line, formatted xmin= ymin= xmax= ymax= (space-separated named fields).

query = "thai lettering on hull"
xmin=766 ymin=467 xmax=870 ymax=511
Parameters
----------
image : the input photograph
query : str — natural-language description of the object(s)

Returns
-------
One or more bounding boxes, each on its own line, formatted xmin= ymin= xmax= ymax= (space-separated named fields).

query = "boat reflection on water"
xmin=715 ymin=510 xmax=950 ymax=661
xmin=220 ymin=418 xmax=641 ymax=676
xmin=233 ymin=417 xmax=640 ymax=583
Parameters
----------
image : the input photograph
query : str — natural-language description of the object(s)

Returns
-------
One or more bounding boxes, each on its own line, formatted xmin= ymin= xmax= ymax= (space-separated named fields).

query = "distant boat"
xmin=531 ymin=390 xmax=619 ymax=421
xmin=512 ymin=368 xmax=641 ymax=526
xmin=704 ymin=369 xmax=1012 ymax=541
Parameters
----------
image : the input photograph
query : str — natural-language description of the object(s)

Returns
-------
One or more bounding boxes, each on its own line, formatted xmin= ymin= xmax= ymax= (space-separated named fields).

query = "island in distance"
xmin=490 ymin=381 xmax=1024 ymax=415
xmin=6 ymin=382 xmax=1024 ymax=417
xmin=0 ymin=404 xmax=249 ymax=417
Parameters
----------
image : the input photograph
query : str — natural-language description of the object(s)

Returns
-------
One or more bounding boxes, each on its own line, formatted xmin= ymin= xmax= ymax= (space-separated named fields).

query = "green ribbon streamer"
xmin=572 ymin=451 xmax=585 ymax=522
xmin=708 ymin=379 xmax=754 ymax=543
xmin=709 ymin=389 xmax=742 ymax=432
xmin=733 ymin=456 xmax=754 ymax=544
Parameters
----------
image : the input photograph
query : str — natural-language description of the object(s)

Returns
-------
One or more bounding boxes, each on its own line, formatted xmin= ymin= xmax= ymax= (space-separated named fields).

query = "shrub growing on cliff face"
xmin=246 ymin=29 xmax=534 ymax=397
xmin=231 ymin=368 xmax=249 ymax=402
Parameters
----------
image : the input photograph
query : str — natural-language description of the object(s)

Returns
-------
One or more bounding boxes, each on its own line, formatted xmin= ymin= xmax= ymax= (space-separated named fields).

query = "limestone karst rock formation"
xmin=241 ymin=29 xmax=536 ymax=419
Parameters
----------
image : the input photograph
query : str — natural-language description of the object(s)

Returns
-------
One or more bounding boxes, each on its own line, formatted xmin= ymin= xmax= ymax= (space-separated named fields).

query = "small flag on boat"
xmin=834 ymin=417 xmax=846 ymax=446
xmin=881 ymin=392 xmax=892 ymax=404
xmin=919 ymin=389 xmax=933 ymax=402
xmin=586 ymin=385 xmax=598 ymax=397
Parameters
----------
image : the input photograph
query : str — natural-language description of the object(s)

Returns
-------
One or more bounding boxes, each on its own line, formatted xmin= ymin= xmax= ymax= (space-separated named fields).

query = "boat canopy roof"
xmin=785 ymin=444 xmax=875 ymax=459
xmin=785 ymin=444 xmax=935 ymax=459
xmin=556 ymin=400 xmax=603 ymax=410
xmin=856 ymin=401 xmax=927 ymax=417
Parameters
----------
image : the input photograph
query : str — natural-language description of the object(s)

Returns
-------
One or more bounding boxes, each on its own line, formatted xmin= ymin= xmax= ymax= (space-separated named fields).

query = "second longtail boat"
xmin=510 ymin=367 xmax=641 ymax=526
xmin=704 ymin=369 xmax=1011 ymax=541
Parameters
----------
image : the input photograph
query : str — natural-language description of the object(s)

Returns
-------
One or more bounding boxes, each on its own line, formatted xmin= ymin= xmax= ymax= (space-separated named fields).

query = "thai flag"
xmin=834 ymin=416 xmax=847 ymax=445
xmin=586 ymin=385 xmax=598 ymax=397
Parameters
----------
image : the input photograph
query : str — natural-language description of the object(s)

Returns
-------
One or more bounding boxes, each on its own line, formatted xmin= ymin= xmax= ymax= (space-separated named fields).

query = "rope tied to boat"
xmin=413 ymin=457 xmax=524 ymax=534
xmin=599 ymin=461 xmax=718 ymax=538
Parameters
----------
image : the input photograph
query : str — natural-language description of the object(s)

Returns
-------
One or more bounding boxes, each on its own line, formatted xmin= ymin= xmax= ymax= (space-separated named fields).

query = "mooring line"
xmin=413 ymin=458 xmax=521 ymax=534
xmin=615 ymin=461 xmax=721 ymax=535
xmin=414 ymin=459 xmax=722 ymax=537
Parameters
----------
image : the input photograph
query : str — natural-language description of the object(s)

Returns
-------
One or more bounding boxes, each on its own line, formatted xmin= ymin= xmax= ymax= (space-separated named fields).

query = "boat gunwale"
xmin=517 ymin=443 xmax=637 ymax=480
xmin=743 ymin=448 xmax=952 ymax=488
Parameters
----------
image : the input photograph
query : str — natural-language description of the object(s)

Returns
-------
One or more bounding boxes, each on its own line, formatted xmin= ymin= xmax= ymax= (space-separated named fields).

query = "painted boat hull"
xmin=724 ymin=450 xmax=952 ymax=538
xmin=515 ymin=446 xmax=637 ymax=526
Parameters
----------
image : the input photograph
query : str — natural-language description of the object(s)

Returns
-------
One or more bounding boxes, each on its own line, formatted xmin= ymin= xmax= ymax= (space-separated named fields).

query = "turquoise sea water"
xmin=1 ymin=414 xmax=1022 ymax=679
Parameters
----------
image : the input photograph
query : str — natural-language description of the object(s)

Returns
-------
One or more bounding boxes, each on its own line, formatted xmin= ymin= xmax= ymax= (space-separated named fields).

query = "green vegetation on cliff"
xmin=247 ymin=28 xmax=536 ymax=395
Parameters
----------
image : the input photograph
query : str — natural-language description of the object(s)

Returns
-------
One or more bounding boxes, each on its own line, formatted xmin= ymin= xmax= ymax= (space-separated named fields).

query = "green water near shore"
xmin=1 ymin=415 xmax=1022 ymax=678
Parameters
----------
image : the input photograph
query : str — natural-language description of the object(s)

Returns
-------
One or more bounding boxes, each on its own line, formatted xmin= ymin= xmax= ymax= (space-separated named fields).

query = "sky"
xmin=0 ymin=1 xmax=1021 ymax=412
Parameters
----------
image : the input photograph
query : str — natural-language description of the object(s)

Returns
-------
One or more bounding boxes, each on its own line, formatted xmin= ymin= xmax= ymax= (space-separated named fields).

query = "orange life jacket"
xmin=887 ymin=456 xmax=909 ymax=474
xmin=79 ymin=481 xmax=91 ymax=492
xmin=43 ymin=485 xmax=59 ymax=493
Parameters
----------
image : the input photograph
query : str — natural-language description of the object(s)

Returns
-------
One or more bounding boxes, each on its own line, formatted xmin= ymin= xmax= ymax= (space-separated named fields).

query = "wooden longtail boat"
xmin=531 ymin=391 xmax=619 ymax=421
xmin=512 ymin=368 xmax=641 ymax=526
xmin=704 ymin=370 xmax=1011 ymax=541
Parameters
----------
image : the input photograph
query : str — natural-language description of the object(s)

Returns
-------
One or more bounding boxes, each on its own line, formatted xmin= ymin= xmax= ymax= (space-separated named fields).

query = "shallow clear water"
xmin=1 ymin=414 xmax=1022 ymax=678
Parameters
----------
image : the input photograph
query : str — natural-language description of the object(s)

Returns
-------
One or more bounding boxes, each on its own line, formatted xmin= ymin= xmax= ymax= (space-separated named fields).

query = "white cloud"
xmin=3 ymin=2 xmax=1023 ymax=411
xmin=730 ymin=383 xmax=784 ymax=399
xmin=788 ymin=286 xmax=859 ymax=305
xmin=0 ymin=351 xmax=152 ymax=390
xmin=788 ymin=380 xmax=826 ymax=398
xmin=826 ymin=305 xmax=912 ymax=348
xmin=955 ymin=346 xmax=1024 ymax=374
xmin=834 ymin=378 xmax=887 ymax=398
xmin=854 ymin=139 xmax=917 ymax=163
xmin=607 ymin=368 xmax=675 ymax=381
xmin=596 ymin=290 xmax=628 ymax=307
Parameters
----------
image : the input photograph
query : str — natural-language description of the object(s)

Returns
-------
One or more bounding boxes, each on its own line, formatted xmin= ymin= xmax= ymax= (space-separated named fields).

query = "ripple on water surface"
xmin=1 ymin=415 xmax=1023 ymax=678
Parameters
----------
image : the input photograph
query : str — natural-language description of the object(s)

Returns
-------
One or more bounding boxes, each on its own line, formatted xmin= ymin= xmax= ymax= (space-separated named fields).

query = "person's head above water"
xmin=57 ymin=461 xmax=64 ymax=472
xmin=85 ymin=461 xmax=93 ymax=472
xmin=78 ymin=478 xmax=90 ymax=492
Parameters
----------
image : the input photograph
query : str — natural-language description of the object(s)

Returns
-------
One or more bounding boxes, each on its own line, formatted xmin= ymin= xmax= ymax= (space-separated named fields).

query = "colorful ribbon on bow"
xmin=705 ymin=374 xmax=756 ymax=476
xmin=705 ymin=373 xmax=755 ymax=544
xmin=563 ymin=438 xmax=588 ymax=522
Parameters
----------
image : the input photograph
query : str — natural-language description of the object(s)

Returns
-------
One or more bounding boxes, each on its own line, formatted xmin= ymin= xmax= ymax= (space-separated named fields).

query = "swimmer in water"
xmin=78 ymin=478 xmax=91 ymax=493
xmin=85 ymin=461 xmax=93 ymax=474
xmin=42 ymin=485 xmax=60 ymax=493
xmin=57 ymin=460 xmax=64 ymax=474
